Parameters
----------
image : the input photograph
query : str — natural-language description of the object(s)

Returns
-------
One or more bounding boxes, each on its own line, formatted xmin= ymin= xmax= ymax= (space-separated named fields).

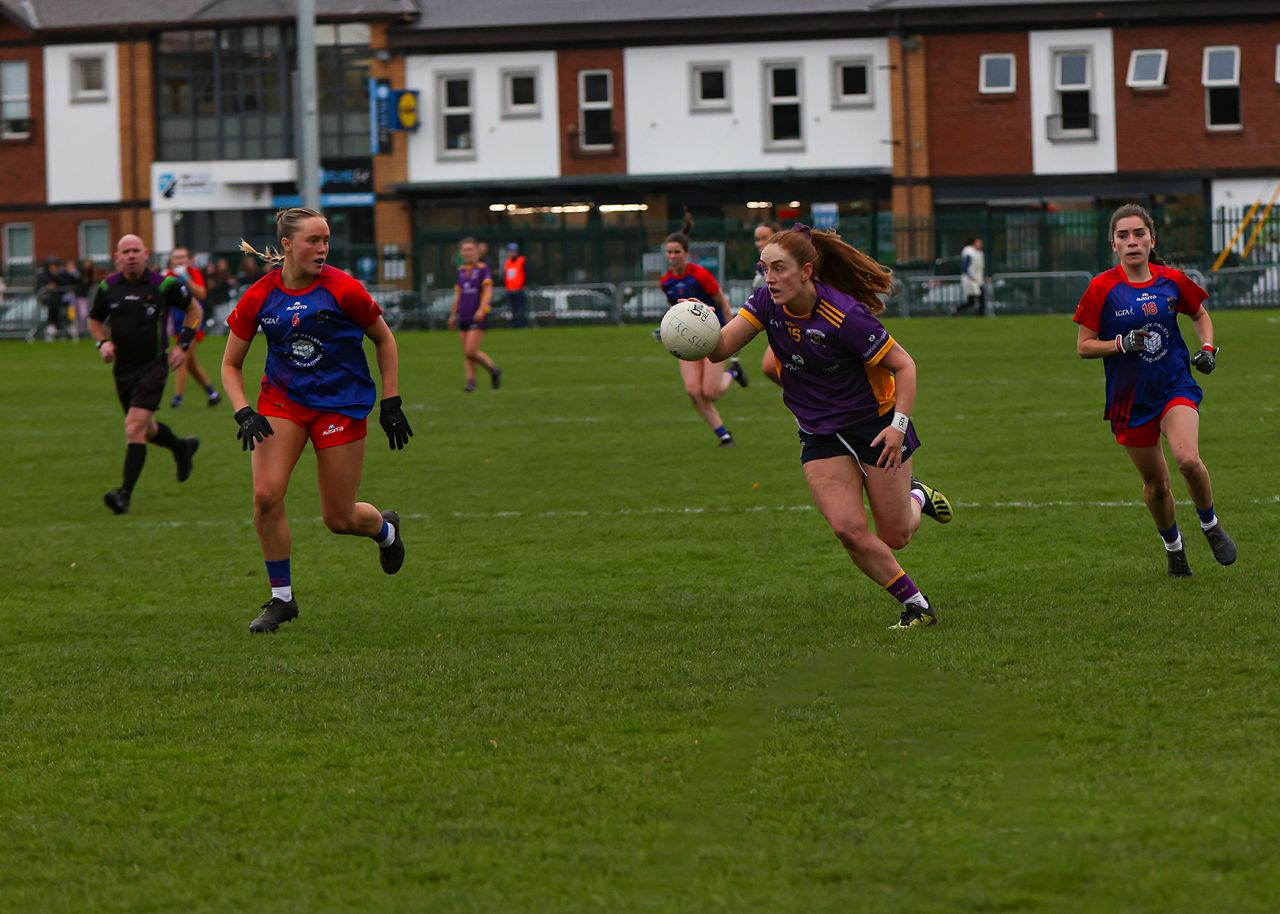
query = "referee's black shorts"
xmin=113 ymin=356 xmax=169 ymax=413
xmin=798 ymin=411 xmax=922 ymax=471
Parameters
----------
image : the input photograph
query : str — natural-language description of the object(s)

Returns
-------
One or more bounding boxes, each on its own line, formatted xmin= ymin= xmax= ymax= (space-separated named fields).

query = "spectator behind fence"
xmin=74 ymin=259 xmax=98 ymax=341
xmin=955 ymin=237 xmax=986 ymax=316
xmin=39 ymin=256 xmax=75 ymax=341
xmin=503 ymin=242 xmax=529 ymax=328
xmin=236 ymin=255 xmax=263 ymax=288
xmin=207 ymin=257 xmax=236 ymax=316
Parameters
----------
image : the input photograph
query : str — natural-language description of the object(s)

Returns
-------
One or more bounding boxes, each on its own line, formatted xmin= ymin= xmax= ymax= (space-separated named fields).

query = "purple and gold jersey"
xmin=739 ymin=280 xmax=896 ymax=434
xmin=455 ymin=263 xmax=493 ymax=323
xmin=1074 ymin=265 xmax=1207 ymax=431
xmin=227 ymin=265 xmax=383 ymax=419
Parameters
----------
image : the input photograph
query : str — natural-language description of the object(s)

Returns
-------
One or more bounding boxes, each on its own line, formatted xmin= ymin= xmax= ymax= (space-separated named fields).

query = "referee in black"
xmin=88 ymin=234 xmax=202 ymax=515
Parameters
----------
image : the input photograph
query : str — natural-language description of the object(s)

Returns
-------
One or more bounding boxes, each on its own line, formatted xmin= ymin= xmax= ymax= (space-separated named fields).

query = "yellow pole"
xmin=1240 ymin=182 xmax=1280 ymax=260
xmin=1212 ymin=201 xmax=1260 ymax=272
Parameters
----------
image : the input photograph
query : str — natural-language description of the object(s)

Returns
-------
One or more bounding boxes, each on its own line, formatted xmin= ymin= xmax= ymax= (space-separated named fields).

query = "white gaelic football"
xmin=660 ymin=299 xmax=721 ymax=361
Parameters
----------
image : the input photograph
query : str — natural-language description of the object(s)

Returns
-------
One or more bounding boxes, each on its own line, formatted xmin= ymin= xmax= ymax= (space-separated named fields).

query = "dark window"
xmin=1059 ymin=91 xmax=1091 ymax=130
xmin=511 ymin=75 xmax=535 ymax=106
xmin=771 ymin=104 xmax=801 ymax=141
xmin=583 ymin=108 xmax=612 ymax=147
xmin=700 ymin=69 xmax=725 ymax=101
xmin=772 ymin=67 xmax=797 ymax=98
xmin=1207 ymin=87 xmax=1240 ymax=127
xmin=841 ymin=64 xmax=867 ymax=97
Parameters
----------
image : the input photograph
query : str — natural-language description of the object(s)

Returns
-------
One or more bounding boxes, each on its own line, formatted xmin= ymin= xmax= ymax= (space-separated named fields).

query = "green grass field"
xmin=2 ymin=312 xmax=1278 ymax=913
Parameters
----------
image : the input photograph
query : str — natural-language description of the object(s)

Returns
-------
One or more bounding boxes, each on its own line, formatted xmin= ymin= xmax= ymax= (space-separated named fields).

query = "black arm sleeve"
xmin=88 ymin=279 xmax=111 ymax=323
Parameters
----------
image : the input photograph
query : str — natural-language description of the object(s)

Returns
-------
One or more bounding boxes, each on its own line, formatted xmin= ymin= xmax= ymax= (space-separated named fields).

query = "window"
xmin=1 ymin=60 xmax=31 ymax=138
xmin=1126 ymin=49 xmax=1167 ymax=89
xmin=1275 ymin=43 xmax=1280 ymax=84
xmin=578 ymin=70 xmax=613 ymax=150
xmin=764 ymin=61 xmax=803 ymax=150
xmin=71 ymin=55 xmax=107 ymax=103
xmin=831 ymin=57 xmax=872 ymax=107
xmin=78 ymin=221 xmax=110 ymax=266
xmin=157 ymin=26 xmax=292 ymax=160
xmin=690 ymin=62 xmax=730 ymax=112
xmin=979 ymin=53 xmax=1015 ymax=94
xmin=316 ymin=24 xmax=372 ymax=158
xmin=1049 ymin=49 xmax=1094 ymax=138
xmin=1202 ymin=45 xmax=1241 ymax=129
xmin=438 ymin=72 xmax=474 ymax=159
xmin=501 ymin=69 xmax=539 ymax=118
xmin=3 ymin=223 xmax=33 ymax=285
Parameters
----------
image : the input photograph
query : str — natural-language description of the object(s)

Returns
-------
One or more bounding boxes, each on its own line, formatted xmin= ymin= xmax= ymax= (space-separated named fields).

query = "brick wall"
xmin=2 ymin=207 xmax=123 ymax=267
xmin=0 ymin=39 xmax=45 ymax=209
xmin=556 ymin=48 xmax=626 ymax=177
xmin=116 ymin=40 xmax=153 ymax=241
xmin=1113 ymin=24 xmax=1280 ymax=172
xmin=924 ymin=33 xmax=1033 ymax=178
xmin=889 ymin=35 xmax=934 ymax=227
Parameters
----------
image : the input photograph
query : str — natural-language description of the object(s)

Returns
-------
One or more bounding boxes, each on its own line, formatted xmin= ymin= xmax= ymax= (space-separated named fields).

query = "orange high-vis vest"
xmin=504 ymin=255 xmax=526 ymax=291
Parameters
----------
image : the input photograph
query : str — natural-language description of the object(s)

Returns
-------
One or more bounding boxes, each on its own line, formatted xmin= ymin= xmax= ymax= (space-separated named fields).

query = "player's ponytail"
xmin=239 ymin=207 xmax=326 ymax=269
xmin=770 ymin=225 xmax=895 ymax=315
xmin=664 ymin=208 xmax=696 ymax=251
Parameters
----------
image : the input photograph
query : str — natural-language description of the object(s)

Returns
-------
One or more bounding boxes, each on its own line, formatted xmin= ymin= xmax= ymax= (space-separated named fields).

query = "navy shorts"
xmin=114 ymin=356 xmax=169 ymax=413
xmin=457 ymin=318 xmax=488 ymax=332
xmin=798 ymin=412 xmax=922 ymax=468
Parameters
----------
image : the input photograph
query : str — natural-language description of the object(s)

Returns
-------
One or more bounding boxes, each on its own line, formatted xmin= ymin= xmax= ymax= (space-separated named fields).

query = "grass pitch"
xmin=1 ymin=311 xmax=1278 ymax=913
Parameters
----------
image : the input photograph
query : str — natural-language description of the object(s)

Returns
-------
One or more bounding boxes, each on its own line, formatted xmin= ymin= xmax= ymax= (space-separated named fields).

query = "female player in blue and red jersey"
xmin=1074 ymin=203 xmax=1236 ymax=577
xmin=661 ymin=230 xmax=746 ymax=446
xmin=448 ymin=237 xmax=501 ymax=392
xmin=700 ymin=224 xmax=953 ymax=629
xmin=221 ymin=207 xmax=414 ymax=634
xmin=751 ymin=221 xmax=785 ymax=387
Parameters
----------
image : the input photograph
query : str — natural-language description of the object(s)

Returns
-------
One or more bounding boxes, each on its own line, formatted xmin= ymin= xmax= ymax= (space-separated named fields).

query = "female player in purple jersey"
xmin=448 ymin=237 xmax=502 ymax=393
xmin=703 ymin=224 xmax=953 ymax=629
xmin=221 ymin=207 xmax=414 ymax=634
xmin=1074 ymin=203 xmax=1236 ymax=577
xmin=661 ymin=230 xmax=746 ymax=446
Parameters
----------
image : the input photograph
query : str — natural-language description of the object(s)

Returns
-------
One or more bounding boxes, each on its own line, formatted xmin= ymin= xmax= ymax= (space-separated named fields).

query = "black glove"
xmin=1190 ymin=346 xmax=1218 ymax=374
xmin=234 ymin=406 xmax=274 ymax=452
xmin=1116 ymin=330 xmax=1151 ymax=354
xmin=379 ymin=396 xmax=413 ymax=450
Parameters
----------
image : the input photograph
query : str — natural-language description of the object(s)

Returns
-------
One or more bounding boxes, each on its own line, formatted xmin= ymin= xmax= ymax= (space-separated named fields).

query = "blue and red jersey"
xmin=1073 ymin=264 xmax=1208 ymax=431
xmin=455 ymin=263 xmax=492 ymax=322
xmin=226 ymin=265 xmax=383 ymax=419
xmin=739 ymin=280 xmax=897 ymax=434
xmin=660 ymin=263 xmax=725 ymax=324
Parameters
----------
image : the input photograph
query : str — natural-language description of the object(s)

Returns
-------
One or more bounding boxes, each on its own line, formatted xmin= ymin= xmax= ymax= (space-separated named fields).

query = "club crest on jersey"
xmin=288 ymin=333 xmax=324 ymax=368
xmin=791 ymin=353 xmax=806 ymax=367
xmin=1138 ymin=324 xmax=1168 ymax=363
xmin=805 ymin=329 xmax=827 ymax=345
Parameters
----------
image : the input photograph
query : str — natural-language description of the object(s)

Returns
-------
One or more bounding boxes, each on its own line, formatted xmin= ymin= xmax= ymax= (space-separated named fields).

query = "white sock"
xmin=909 ymin=489 xmax=926 ymax=510
xmin=377 ymin=522 xmax=396 ymax=548
xmin=271 ymin=585 xmax=293 ymax=602
xmin=1200 ymin=518 xmax=1219 ymax=532
xmin=905 ymin=592 xmax=929 ymax=609
xmin=1162 ymin=535 xmax=1183 ymax=553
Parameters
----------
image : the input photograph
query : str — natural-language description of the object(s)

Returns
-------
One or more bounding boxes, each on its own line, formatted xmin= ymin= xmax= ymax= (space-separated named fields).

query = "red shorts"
xmin=1114 ymin=397 xmax=1198 ymax=447
xmin=257 ymin=381 xmax=367 ymax=449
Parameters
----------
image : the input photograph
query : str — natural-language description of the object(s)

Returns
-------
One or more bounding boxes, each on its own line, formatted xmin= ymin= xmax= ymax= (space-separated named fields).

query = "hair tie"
xmin=791 ymin=222 xmax=813 ymax=238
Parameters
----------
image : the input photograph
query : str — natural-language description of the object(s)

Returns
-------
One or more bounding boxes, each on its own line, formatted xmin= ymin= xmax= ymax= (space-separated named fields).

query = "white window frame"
xmin=3 ymin=222 xmax=34 ymax=282
xmin=78 ymin=220 xmax=110 ymax=264
xmin=830 ymin=56 xmax=873 ymax=108
xmin=1202 ymin=45 xmax=1241 ymax=131
xmin=1202 ymin=45 xmax=1240 ymax=86
xmin=577 ymin=69 xmax=614 ymax=151
xmin=70 ymin=54 xmax=108 ymax=104
xmin=500 ymin=68 xmax=539 ymax=119
xmin=1275 ymin=43 xmax=1280 ymax=84
xmin=1053 ymin=48 xmax=1092 ymax=92
xmin=0 ymin=59 xmax=31 ymax=139
xmin=436 ymin=71 xmax=476 ymax=161
xmin=1126 ymin=49 xmax=1168 ymax=89
xmin=763 ymin=59 xmax=804 ymax=151
xmin=689 ymin=62 xmax=730 ymax=113
xmin=978 ymin=53 xmax=1016 ymax=94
